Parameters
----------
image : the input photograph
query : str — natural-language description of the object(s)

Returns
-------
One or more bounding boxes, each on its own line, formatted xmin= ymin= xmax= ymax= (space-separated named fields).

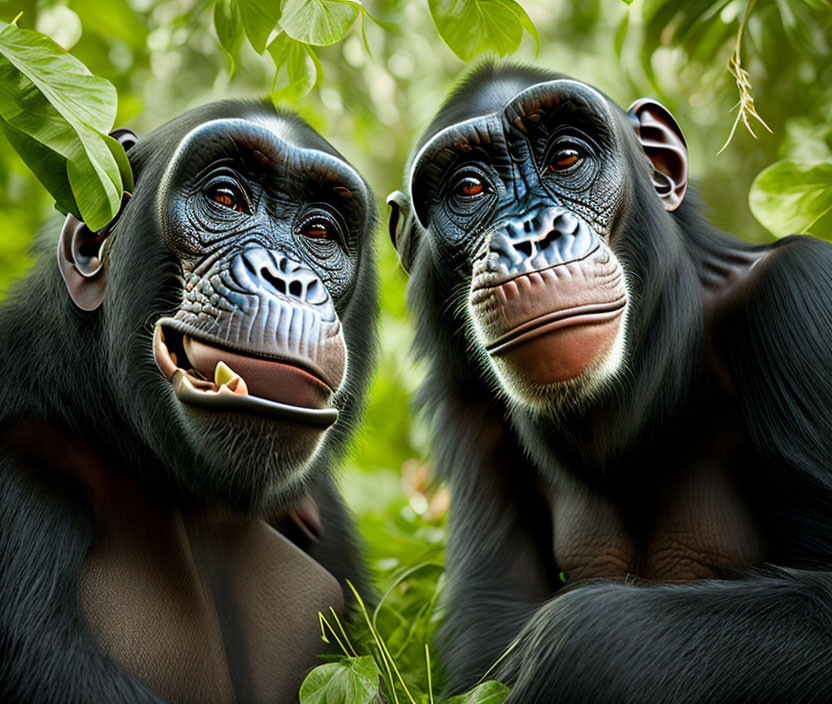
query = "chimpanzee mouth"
xmin=485 ymin=298 xmax=627 ymax=356
xmin=153 ymin=321 xmax=338 ymax=428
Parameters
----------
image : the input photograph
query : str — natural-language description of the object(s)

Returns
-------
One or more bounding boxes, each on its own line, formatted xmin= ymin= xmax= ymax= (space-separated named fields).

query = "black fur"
xmin=0 ymin=101 xmax=377 ymax=702
xmin=397 ymin=63 xmax=832 ymax=702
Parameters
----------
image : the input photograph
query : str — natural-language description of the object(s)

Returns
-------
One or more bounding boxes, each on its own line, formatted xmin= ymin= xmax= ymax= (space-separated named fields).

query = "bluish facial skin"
xmin=101 ymin=105 xmax=377 ymax=512
xmin=406 ymin=81 xmax=632 ymax=409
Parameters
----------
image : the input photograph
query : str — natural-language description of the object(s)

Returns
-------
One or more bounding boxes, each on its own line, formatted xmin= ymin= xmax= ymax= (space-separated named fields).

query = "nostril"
xmin=261 ymin=267 xmax=287 ymax=295
xmin=289 ymin=280 xmax=303 ymax=298
xmin=243 ymin=256 xmax=258 ymax=278
xmin=543 ymin=229 xmax=562 ymax=245
xmin=516 ymin=241 xmax=534 ymax=257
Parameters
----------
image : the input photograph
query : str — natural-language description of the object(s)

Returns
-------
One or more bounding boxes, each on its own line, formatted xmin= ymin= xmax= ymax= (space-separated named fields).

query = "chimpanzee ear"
xmin=57 ymin=128 xmax=138 ymax=311
xmin=627 ymin=99 xmax=688 ymax=211
xmin=387 ymin=190 xmax=416 ymax=274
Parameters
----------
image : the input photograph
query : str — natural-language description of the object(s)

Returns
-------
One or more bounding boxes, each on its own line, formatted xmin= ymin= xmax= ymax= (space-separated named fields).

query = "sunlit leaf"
xmin=503 ymin=0 xmax=538 ymax=57
xmin=298 ymin=656 xmax=380 ymax=704
xmin=0 ymin=21 xmax=130 ymax=231
xmin=267 ymin=32 xmax=320 ymax=101
xmin=428 ymin=0 xmax=537 ymax=62
xmin=239 ymin=0 xmax=282 ymax=54
xmin=280 ymin=0 xmax=359 ymax=46
xmin=445 ymin=680 xmax=510 ymax=703
xmin=214 ymin=0 xmax=244 ymax=74
xmin=749 ymin=159 xmax=832 ymax=237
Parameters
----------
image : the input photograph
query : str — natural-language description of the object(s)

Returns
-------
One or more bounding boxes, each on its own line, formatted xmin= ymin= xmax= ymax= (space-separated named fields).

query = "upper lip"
xmin=484 ymin=298 xmax=627 ymax=355
xmin=157 ymin=317 xmax=336 ymax=390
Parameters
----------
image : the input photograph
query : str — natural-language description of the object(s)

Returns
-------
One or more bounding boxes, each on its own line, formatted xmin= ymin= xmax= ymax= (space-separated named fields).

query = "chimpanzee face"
xmin=60 ymin=104 xmax=377 ymax=511
xmin=390 ymin=75 xmax=687 ymax=416
xmin=406 ymin=81 xmax=633 ymax=411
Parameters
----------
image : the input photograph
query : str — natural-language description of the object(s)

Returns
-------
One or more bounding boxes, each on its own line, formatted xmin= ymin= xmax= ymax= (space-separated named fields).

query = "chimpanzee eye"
xmin=204 ymin=176 xmax=250 ymax=214
xmin=296 ymin=209 xmax=346 ymax=246
xmin=209 ymin=187 xmax=242 ymax=211
xmin=549 ymin=148 xmax=582 ymax=173
xmin=301 ymin=221 xmax=330 ymax=239
xmin=455 ymin=176 xmax=485 ymax=197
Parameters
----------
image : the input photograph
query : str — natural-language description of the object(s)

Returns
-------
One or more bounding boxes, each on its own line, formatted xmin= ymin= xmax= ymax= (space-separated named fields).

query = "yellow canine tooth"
xmin=214 ymin=360 xmax=240 ymax=388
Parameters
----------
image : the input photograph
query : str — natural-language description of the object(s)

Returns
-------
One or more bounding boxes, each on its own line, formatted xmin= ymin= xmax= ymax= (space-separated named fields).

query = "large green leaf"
xmin=445 ymin=680 xmax=510 ymax=704
xmin=749 ymin=159 xmax=832 ymax=237
xmin=280 ymin=0 xmax=359 ymax=46
xmin=298 ymin=655 xmax=380 ymax=704
xmin=239 ymin=0 xmax=282 ymax=54
xmin=214 ymin=0 xmax=245 ymax=74
xmin=428 ymin=0 xmax=537 ymax=62
xmin=267 ymin=32 xmax=321 ymax=102
xmin=0 ymin=21 xmax=130 ymax=231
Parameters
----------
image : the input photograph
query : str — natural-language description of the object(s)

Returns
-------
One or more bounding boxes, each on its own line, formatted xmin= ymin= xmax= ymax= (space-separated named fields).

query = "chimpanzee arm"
xmin=722 ymin=235 xmax=832 ymax=495
xmin=498 ymin=569 xmax=832 ymax=703
xmin=0 ymin=452 xmax=165 ymax=703
xmin=433 ymin=395 xmax=557 ymax=694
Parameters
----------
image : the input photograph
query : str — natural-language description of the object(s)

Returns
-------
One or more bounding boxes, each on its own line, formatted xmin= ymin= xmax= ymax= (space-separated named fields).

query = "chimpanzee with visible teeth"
xmin=0 ymin=102 xmax=377 ymax=703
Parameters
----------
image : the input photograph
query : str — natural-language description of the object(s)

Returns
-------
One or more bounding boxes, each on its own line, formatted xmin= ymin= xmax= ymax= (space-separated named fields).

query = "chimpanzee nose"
xmin=229 ymin=248 xmax=329 ymax=306
xmin=488 ymin=206 xmax=596 ymax=271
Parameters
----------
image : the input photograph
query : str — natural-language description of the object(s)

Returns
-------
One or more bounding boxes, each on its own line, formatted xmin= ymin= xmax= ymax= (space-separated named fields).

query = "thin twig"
xmin=718 ymin=0 xmax=773 ymax=153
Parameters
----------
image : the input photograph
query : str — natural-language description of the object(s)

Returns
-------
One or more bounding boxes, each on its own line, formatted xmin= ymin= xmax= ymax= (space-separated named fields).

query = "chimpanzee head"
xmin=58 ymin=102 xmax=377 ymax=512
xmin=389 ymin=63 xmax=690 ymax=418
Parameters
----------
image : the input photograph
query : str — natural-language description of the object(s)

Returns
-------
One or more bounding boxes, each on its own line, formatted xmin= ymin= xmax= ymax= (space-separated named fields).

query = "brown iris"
xmin=304 ymin=222 xmax=329 ymax=238
xmin=209 ymin=186 xmax=244 ymax=212
xmin=457 ymin=176 xmax=484 ymax=197
xmin=550 ymin=149 xmax=580 ymax=172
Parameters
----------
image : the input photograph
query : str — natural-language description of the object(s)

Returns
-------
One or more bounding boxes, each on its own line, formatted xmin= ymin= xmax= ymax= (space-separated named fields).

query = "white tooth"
xmin=214 ymin=360 xmax=241 ymax=387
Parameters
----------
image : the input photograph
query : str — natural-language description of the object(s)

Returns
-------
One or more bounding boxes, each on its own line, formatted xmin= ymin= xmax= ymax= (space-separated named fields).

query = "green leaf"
xmin=239 ymin=0 xmax=282 ymax=54
xmin=214 ymin=0 xmax=245 ymax=74
xmin=749 ymin=159 xmax=832 ymax=237
xmin=0 ymin=22 xmax=130 ymax=231
xmin=445 ymin=680 xmax=511 ymax=704
xmin=428 ymin=0 xmax=536 ymax=62
xmin=267 ymin=32 xmax=320 ymax=101
xmin=298 ymin=656 xmax=381 ymax=704
xmin=502 ymin=0 xmax=538 ymax=56
xmin=280 ymin=0 xmax=359 ymax=46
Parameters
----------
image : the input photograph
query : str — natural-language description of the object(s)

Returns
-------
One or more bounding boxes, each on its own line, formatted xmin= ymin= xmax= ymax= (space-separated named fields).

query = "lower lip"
xmin=486 ymin=299 xmax=626 ymax=356
xmin=182 ymin=336 xmax=334 ymax=410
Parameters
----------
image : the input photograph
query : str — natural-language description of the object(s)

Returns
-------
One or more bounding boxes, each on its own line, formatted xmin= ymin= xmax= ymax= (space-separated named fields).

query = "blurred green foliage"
xmin=0 ymin=0 xmax=830 ymax=698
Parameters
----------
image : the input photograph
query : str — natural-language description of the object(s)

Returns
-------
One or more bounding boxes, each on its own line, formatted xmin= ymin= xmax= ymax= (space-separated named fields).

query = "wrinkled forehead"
xmin=161 ymin=116 xmax=367 ymax=201
xmin=410 ymin=80 xmax=619 ymax=192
